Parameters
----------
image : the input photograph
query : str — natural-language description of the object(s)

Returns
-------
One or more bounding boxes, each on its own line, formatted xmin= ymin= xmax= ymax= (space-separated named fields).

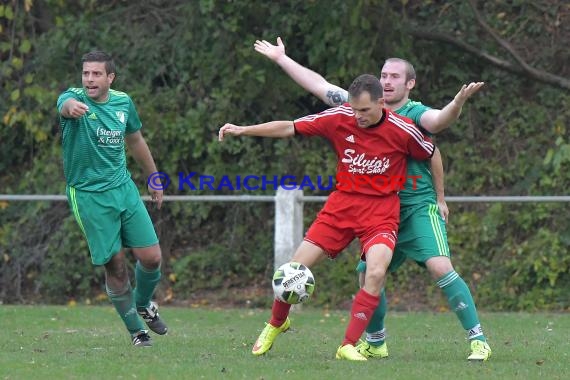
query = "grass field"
xmin=1 ymin=305 xmax=568 ymax=380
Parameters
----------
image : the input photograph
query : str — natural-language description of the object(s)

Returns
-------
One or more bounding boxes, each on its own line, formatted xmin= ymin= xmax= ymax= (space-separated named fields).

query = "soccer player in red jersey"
xmin=253 ymin=37 xmax=491 ymax=361
xmin=219 ymin=74 xmax=434 ymax=360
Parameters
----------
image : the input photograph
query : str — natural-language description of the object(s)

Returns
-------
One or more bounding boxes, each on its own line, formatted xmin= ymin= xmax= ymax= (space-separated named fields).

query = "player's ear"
xmin=108 ymin=72 xmax=116 ymax=85
xmin=377 ymin=97 xmax=385 ymax=108
xmin=406 ymin=78 xmax=415 ymax=90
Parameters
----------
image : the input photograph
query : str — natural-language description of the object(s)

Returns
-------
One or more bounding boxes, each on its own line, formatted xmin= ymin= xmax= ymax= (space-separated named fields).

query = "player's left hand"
xmin=254 ymin=37 xmax=286 ymax=62
xmin=218 ymin=123 xmax=245 ymax=141
xmin=437 ymin=198 xmax=449 ymax=223
xmin=149 ymin=187 xmax=163 ymax=209
xmin=454 ymin=82 xmax=485 ymax=105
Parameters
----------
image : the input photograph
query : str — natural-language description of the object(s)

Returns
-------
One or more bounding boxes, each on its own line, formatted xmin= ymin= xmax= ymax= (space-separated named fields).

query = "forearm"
xmin=420 ymin=101 xmax=462 ymax=134
xmin=274 ymin=55 xmax=342 ymax=106
xmin=434 ymin=99 xmax=463 ymax=132
xmin=430 ymin=147 xmax=445 ymax=200
xmin=420 ymin=82 xmax=484 ymax=134
xmin=60 ymin=101 xmax=74 ymax=118
xmin=241 ymin=121 xmax=295 ymax=138
xmin=128 ymin=137 xmax=158 ymax=177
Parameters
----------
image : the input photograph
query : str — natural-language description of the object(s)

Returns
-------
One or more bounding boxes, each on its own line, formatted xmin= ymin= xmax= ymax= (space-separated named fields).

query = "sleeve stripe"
xmin=295 ymin=105 xmax=354 ymax=123
xmin=109 ymin=89 xmax=128 ymax=97
xmin=388 ymin=113 xmax=424 ymax=140
xmin=388 ymin=113 xmax=434 ymax=154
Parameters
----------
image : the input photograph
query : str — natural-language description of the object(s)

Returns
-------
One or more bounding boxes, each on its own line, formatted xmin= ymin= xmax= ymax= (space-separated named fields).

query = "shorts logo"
xmin=353 ymin=312 xmax=367 ymax=321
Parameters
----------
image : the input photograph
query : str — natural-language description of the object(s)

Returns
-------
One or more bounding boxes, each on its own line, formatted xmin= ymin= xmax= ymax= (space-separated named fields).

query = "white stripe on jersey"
xmin=388 ymin=113 xmax=434 ymax=154
xmin=295 ymin=105 xmax=354 ymax=122
xmin=387 ymin=113 xmax=424 ymax=140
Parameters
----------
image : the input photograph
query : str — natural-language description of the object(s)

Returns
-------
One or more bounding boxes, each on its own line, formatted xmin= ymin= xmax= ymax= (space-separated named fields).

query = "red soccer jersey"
xmin=294 ymin=104 xmax=434 ymax=196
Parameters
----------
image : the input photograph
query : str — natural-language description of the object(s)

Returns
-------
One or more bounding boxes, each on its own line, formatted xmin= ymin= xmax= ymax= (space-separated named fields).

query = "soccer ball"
xmin=272 ymin=262 xmax=315 ymax=304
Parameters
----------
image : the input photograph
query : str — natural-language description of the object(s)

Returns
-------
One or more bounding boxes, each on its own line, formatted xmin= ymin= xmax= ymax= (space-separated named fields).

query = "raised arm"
xmin=419 ymin=82 xmax=485 ymax=134
xmin=254 ymin=37 xmax=348 ymax=106
xmin=218 ymin=120 xmax=295 ymax=141
xmin=430 ymin=147 xmax=449 ymax=222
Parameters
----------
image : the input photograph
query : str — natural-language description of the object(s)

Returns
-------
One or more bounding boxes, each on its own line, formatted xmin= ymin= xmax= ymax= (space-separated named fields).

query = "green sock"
xmin=437 ymin=271 xmax=486 ymax=342
xmin=106 ymin=282 xmax=145 ymax=335
xmin=134 ymin=261 xmax=161 ymax=309
xmin=365 ymin=288 xmax=387 ymax=346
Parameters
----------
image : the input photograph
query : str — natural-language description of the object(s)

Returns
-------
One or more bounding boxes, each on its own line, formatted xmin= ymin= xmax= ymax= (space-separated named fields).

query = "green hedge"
xmin=0 ymin=0 xmax=568 ymax=310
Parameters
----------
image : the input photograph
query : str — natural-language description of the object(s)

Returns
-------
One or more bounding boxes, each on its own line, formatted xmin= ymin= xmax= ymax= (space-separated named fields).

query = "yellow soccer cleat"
xmin=467 ymin=340 xmax=492 ymax=361
xmin=251 ymin=317 xmax=291 ymax=355
xmin=355 ymin=340 xmax=389 ymax=358
xmin=335 ymin=344 xmax=367 ymax=361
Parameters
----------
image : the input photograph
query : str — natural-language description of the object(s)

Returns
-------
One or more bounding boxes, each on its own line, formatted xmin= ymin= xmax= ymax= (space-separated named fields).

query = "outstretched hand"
xmin=218 ymin=123 xmax=245 ymax=141
xmin=66 ymin=99 xmax=90 ymax=118
xmin=454 ymin=82 xmax=485 ymax=106
xmin=254 ymin=36 xmax=286 ymax=62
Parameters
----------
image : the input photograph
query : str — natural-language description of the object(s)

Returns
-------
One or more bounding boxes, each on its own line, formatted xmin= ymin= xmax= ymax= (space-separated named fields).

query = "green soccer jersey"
xmin=57 ymin=88 xmax=142 ymax=191
xmin=394 ymin=100 xmax=436 ymax=206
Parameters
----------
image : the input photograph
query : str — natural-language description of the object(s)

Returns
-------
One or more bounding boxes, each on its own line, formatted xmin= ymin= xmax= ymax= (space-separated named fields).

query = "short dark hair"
xmin=81 ymin=50 xmax=116 ymax=75
xmin=348 ymin=74 xmax=383 ymax=101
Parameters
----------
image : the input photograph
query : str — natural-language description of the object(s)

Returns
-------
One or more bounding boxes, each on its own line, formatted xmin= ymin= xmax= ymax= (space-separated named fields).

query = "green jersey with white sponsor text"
xmin=57 ymin=88 xmax=142 ymax=191
xmin=394 ymin=100 xmax=436 ymax=206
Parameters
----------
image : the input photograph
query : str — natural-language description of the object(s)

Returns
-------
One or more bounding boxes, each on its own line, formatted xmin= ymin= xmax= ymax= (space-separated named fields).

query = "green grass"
xmin=1 ymin=305 xmax=568 ymax=380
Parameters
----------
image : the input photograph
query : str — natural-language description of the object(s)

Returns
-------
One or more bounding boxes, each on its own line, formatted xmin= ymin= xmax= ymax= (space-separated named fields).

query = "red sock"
xmin=269 ymin=299 xmax=292 ymax=327
xmin=342 ymin=288 xmax=380 ymax=346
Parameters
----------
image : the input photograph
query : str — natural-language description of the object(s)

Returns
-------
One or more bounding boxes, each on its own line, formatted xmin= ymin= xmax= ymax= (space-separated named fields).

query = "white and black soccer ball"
xmin=272 ymin=262 xmax=315 ymax=304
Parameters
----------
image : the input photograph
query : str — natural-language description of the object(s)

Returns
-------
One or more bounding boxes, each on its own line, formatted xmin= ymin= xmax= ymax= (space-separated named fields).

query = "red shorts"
xmin=304 ymin=191 xmax=399 ymax=259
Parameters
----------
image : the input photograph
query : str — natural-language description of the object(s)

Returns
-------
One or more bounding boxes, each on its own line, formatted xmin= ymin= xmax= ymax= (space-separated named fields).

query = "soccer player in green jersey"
xmin=57 ymin=51 xmax=168 ymax=347
xmin=253 ymin=37 xmax=491 ymax=361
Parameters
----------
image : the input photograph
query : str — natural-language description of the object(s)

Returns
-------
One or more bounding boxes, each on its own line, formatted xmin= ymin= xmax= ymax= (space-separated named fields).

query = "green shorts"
xmin=356 ymin=203 xmax=450 ymax=273
xmin=66 ymin=180 xmax=159 ymax=265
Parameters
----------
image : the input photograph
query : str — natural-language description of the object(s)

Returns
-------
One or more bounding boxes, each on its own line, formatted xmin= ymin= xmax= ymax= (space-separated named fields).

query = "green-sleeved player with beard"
xmin=253 ymin=37 xmax=491 ymax=361
xmin=57 ymin=51 xmax=168 ymax=347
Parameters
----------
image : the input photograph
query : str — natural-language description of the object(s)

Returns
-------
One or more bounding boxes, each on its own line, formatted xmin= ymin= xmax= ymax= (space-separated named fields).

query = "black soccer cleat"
xmin=137 ymin=301 xmax=168 ymax=335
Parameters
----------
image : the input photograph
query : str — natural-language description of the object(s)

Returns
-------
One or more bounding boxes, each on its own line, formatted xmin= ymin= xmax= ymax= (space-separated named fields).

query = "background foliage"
xmin=1 ymin=0 xmax=568 ymax=311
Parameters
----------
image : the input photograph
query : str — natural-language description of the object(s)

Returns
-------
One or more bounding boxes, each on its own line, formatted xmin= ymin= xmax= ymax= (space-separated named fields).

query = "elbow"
xmin=424 ymin=123 xmax=447 ymax=134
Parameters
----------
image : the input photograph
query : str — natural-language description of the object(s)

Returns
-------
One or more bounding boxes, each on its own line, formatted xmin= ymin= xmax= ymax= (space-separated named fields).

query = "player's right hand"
xmin=149 ymin=186 xmax=163 ymax=210
xmin=218 ymin=123 xmax=244 ymax=141
xmin=254 ymin=36 xmax=286 ymax=62
xmin=67 ymin=100 xmax=90 ymax=118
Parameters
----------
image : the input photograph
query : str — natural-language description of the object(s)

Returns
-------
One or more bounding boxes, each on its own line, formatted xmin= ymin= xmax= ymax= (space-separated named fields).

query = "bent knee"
xmin=140 ymin=254 xmax=162 ymax=269
xmin=426 ymin=257 xmax=454 ymax=279
xmin=134 ymin=245 xmax=162 ymax=269
xmin=365 ymin=265 xmax=387 ymax=283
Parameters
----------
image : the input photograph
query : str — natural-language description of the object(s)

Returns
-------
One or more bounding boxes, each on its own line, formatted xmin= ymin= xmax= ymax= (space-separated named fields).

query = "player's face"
xmin=380 ymin=61 xmax=415 ymax=107
xmin=82 ymin=61 xmax=115 ymax=102
xmin=349 ymin=91 xmax=384 ymax=128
